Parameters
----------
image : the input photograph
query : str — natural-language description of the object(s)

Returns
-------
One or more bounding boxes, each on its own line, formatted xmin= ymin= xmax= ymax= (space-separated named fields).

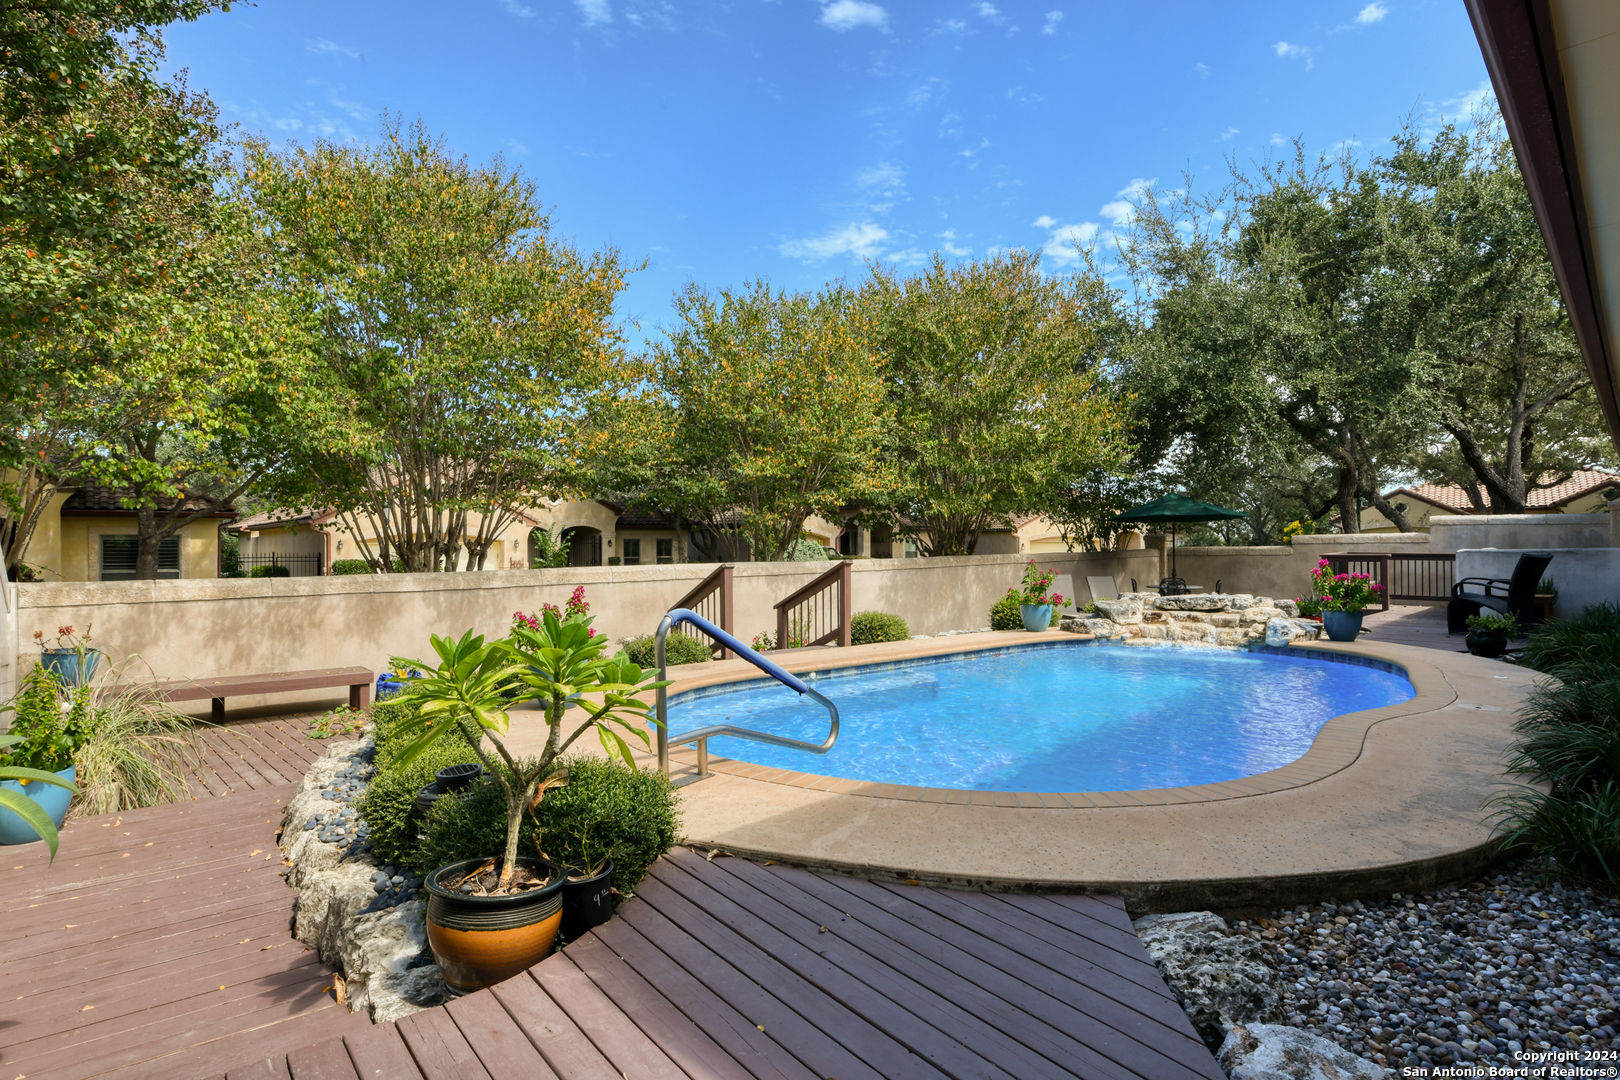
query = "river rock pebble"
xmin=1223 ymin=861 xmax=1618 ymax=1075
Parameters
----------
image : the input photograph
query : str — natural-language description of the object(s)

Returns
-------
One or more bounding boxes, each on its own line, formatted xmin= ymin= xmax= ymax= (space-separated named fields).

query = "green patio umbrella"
xmin=1108 ymin=493 xmax=1247 ymax=583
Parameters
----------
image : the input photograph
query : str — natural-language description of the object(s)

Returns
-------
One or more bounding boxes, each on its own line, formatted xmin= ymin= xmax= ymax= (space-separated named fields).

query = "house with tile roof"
xmin=1358 ymin=470 xmax=1620 ymax=533
xmin=19 ymin=483 xmax=237 ymax=582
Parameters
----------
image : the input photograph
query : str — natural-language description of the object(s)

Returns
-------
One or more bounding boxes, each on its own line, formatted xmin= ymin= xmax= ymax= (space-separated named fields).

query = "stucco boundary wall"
xmin=6 ymin=550 xmax=1162 ymax=710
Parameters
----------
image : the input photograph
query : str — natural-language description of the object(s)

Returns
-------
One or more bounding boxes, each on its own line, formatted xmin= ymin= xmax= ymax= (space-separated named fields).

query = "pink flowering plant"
xmin=1309 ymin=559 xmax=1385 ymax=613
xmin=514 ymin=586 xmax=595 ymax=638
xmin=1010 ymin=560 xmax=1072 ymax=609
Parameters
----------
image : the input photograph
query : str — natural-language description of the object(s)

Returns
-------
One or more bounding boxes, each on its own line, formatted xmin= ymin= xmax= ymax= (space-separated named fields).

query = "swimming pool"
xmin=669 ymin=644 xmax=1415 ymax=792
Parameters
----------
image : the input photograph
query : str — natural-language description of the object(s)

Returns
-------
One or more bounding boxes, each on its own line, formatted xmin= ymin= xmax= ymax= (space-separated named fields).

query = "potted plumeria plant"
xmin=1310 ymin=559 xmax=1385 ymax=642
xmin=1010 ymin=560 xmax=1072 ymax=632
xmin=387 ymin=607 xmax=669 ymax=994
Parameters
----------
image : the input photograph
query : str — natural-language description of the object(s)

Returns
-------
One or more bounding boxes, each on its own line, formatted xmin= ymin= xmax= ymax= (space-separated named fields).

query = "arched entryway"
xmin=559 ymin=525 xmax=602 ymax=567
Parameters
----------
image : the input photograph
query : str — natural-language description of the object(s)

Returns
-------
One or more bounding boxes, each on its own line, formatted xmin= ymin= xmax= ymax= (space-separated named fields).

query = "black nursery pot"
xmin=1466 ymin=629 xmax=1508 ymax=659
xmin=561 ymin=860 xmax=615 ymax=939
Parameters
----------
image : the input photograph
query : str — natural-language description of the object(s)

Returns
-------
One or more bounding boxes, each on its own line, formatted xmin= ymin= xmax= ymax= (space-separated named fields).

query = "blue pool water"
xmin=672 ymin=645 xmax=1415 ymax=791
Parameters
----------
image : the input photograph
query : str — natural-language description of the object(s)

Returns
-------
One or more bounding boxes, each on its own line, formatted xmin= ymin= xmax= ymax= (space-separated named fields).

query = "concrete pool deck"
xmin=637 ymin=630 xmax=1539 ymax=914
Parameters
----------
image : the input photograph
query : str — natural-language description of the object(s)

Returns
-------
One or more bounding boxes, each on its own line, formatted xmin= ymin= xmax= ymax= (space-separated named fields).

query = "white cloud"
xmin=502 ymin=138 xmax=529 ymax=155
xmin=499 ymin=0 xmax=535 ymax=15
xmin=305 ymin=38 xmax=360 ymax=58
xmin=939 ymin=230 xmax=970 ymax=257
xmin=780 ymin=222 xmax=890 ymax=260
xmin=1270 ymin=132 xmax=1286 ymax=146
xmin=935 ymin=17 xmax=967 ymax=33
xmin=820 ymin=0 xmax=888 ymax=31
xmin=977 ymin=2 xmax=1000 ymax=18
xmin=1219 ymin=126 xmax=1240 ymax=141
xmin=1035 ymin=220 xmax=1100 ymax=267
xmin=1031 ymin=215 xmax=1057 ymax=229
xmin=907 ymin=76 xmax=946 ymax=108
xmin=1355 ymin=2 xmax=1388 ymax=24
xmin=573 ymin=0 xmax=610 ymax=23
xmin=1273 ymin=41 xmax=1315 ymax=69
xmin=1041 ymin=10 xmax=1062 ymax=34
xmin=1194 ymin=62 xmax=1210 ymax=78
xmin=1098 ymin=200 xmax=1132 ymax=226
xmin=1428 ymin=81 xmax=1495 ymax=130
xmin=856 ymin=162 xmax=904 ymax=190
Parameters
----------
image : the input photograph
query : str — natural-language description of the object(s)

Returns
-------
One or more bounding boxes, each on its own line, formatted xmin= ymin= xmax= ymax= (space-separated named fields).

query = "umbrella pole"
xmin=1171 ymin=524 xmax=1177 ymax=579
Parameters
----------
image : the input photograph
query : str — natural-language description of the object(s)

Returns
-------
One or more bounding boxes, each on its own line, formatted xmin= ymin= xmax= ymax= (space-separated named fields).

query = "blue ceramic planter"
xmin=41 ymin=649 xmax=100 ymax=688
xmin=0 ymin=765 xmax=76 ymax=846
xmin=1322 ymin=610 xmax=1365 ymax=642
xmin=1020 ymin=604 xmax=1053 ymax=632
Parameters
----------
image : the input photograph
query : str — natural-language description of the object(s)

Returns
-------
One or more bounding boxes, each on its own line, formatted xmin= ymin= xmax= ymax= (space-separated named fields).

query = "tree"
xmin=1 ymin=1 xmax=236 ymax=574
xmin=241 ymin=119 xmax=635 ymax=572
xmin=1119 ymin=149 xmax=1438 ymax=534
xmin=865 ymin=252 xmax=1131 ymax=555
xmin=1386 ymin=114 xmax=1608 ymax=511
xmin=630 ymin=279 xmax=891 ymax=563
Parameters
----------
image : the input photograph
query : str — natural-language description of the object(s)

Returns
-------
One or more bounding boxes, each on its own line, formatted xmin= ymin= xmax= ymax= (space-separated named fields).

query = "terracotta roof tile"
xmin=1388 ymin=470 xmax=1620 ymax=513
xmin=60 ymin=483 xmax=237 ymax=517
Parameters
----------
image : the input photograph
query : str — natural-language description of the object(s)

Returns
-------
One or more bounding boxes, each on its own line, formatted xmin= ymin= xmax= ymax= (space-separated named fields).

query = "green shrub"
xmin=414 ymin=756 xmax=679 ymax=894
xmin=620 ymin=633 xmax=713 ymax=668
xmin=331 ymin=559 xmax=375 ymax=575
xmin=248 ymin=564 xmax=291 ymax=578
xmin=358 ymin=736 xmax=488 ymax=869
xmin=1519 ymin=601 xmax=1620 ymax=682
xmin=1 ymin=665 xmax=76 ymax=773
xmin=784 ymin=537 xmax=828 ymax=561
xmin=850 ymin=611 xmax=910 ymax=645
xmin=1492 ymin=610 xmax=1620 ymax=883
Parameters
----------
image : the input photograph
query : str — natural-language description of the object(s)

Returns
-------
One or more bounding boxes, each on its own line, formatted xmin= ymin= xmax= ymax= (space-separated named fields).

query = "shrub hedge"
xmin=414 ymin=756 xmax=679 ymax=894
xmin=248 ymin=564 xmax=291 ymax=578
xmin=1494 ymin=608 xmax=1620 ymax=883
xmin=620 ymin=633 xmax=712 ymax=667
xmin=849 ymin=611 xmax=910 ymax=645
xmin=331 ymin=559 xmax=374 ymax=575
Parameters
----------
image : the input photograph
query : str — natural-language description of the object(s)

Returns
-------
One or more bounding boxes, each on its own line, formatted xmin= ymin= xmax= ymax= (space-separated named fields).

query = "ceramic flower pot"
xmin=425 ymin=855 xmax=566 ymax=995
xmin=40 ymin=649 xmax=99 ymax=688
xmin=1321 ymin=610 xmax=1364 ymax=642
xmin=1019 ymin=604 xmax=1053 ymax=632
xmin=0 ymin=765 xmax=76 ymax=846
xmin=561 ymin=860 xmax=616 ymax=939
xmin=1465 ymin=629 xmax=1508 ymax=659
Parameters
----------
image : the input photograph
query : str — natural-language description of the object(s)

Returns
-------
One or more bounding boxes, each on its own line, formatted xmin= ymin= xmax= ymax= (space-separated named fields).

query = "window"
xmin=100 ymin=536 xmax=180 ymax=580
xmin=622 ymin=538 xmax=641 ymax=565
xmin=904 ymin=538 xmax=918 ymax=559
xmin=656 ymin=538 xmax=673 ymax=564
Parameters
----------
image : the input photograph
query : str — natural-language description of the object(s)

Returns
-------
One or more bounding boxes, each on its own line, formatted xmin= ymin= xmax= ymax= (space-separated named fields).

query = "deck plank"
xmin=225 ymin=1058 xmax=293 ymax=1080
xmin=527 ymin=953 xmax=689 ymax=1080
xmin=702 ymin=853 xmax=1094 ymax=1080
xmin=651 ymin=856 xmax=1019 ymax=1080
xmin=444 ymin=991 xmax=560 ymax=1080
xmin=396 ymin=1006 xmax=494 ymax=1080
xmin=287 ymin=1037 xmax=362 ymax=1080
xmin=344 ymin=1023 xmax=426 ymax=1080
xmin=484 ymin=973 xmax=613 ymax=1080
xmin=627 ymin=872 xmax=941 ymax=1080
xmin=574 ymin=924 xmax=802 ymax=1080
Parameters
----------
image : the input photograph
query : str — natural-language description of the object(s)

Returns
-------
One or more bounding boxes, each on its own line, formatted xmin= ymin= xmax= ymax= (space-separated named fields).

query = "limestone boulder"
xmin=1218 ymin=1023 xmax=1384 ymax=1080
xmin=1154 ymin=594 xmax=1228 ymax=612
xmin=341 ymin=899 xmax=444 ymax=1022
xmin=1094 ymin=597 xmax=1144 ymax=625
xmin=1225 ymin=594 xmax=1262 ymax=611
xmin=294 ymin=861 xmax=378 ymax=967
xmin=1134 ymin=911 xmax=1283 ymax=1050
xmin=1265 ymin=618 xmax=1321 ymax=648
xmin=1275 ymin=599 xmax=1301 ymax=618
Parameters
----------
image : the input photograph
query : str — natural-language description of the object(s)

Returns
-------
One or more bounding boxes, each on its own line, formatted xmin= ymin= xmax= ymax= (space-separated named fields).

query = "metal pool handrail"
xmin=654 ymin=607 xmax=840 ymax=779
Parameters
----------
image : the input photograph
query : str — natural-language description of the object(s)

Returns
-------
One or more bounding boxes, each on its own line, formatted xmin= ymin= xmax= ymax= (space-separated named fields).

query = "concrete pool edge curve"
xmin=663 ymin=631 xmax=1441 ymax=809
xmin=664 ymin=630 xmax=1535 ymax=912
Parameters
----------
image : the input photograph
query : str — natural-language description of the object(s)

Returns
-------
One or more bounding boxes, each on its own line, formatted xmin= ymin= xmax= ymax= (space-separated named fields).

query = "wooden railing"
xmin=775 ymin=561 xmax=852 ymax=649
xmin=671 ymin=564 xmax=734 ymax=659
xmin=1322 ymin=552 xmax=1458 ymax=611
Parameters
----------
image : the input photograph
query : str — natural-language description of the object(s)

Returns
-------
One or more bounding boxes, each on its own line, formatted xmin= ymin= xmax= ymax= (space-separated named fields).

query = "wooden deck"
xmin=185 ymin=712 xmax=342 ymax=798
xmin=2 ymin=783 xmax=365 ymax=1080
xmin=208 ymin=849 xmax=1223 ymax=1080
xmin=1358 ymin=604 xmax=1462 ymax=652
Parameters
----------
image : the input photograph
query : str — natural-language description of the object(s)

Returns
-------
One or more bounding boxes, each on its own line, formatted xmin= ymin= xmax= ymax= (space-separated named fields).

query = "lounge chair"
xmin=1086 ymin=575 xmax=1120 ymax=602
xmin=1446 ymin=552 xmax=1554 ymax=634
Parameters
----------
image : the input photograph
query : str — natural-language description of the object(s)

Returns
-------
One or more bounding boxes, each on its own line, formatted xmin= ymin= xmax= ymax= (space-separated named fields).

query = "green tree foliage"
xmin=241 ymin=118 xmax=636 ymax=572
xmin=866 ymin=252 xmax=1131 ymax=555
xmin=622 ymin=279 xmax=892 ymax=563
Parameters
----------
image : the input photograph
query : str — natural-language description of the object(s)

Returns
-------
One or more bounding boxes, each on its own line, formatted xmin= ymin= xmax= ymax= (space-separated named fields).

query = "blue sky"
xmin=164 ymin=0 xmax=1492 ymax=343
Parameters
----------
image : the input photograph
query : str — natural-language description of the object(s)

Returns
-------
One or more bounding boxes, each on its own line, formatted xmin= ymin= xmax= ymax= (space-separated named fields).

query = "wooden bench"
xmin=128 ymin=666 xmax=375 ymax=723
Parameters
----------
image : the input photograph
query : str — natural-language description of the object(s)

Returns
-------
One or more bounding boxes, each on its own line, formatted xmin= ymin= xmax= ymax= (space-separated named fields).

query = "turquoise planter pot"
xmin=1322 ymin=610 xmax=1364 ymax=642
xmin=1019 ymin=604 xmax=1053 ymax=632
xmin=41 ymin=649 xmax=100 ymax=688
xmin=0 ymin=765 xmax=75 ymax=846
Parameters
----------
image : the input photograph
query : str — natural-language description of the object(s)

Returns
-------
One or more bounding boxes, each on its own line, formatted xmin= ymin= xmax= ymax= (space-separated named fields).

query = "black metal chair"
xmin=1158 ymin=576 xmax=1190 ymax=596
xmin=1447 ymin=552 xmax=1554 ymax=634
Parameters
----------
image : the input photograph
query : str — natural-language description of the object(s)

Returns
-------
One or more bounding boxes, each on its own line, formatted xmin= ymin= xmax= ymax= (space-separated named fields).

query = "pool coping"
xmin=662 ymin=629 xmax=1450 ymax=809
